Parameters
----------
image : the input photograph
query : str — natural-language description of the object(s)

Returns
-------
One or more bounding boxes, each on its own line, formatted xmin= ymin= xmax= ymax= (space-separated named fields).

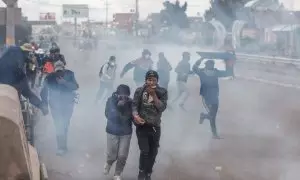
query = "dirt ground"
xmin=34 ymin=42 xmax=300 ymax=180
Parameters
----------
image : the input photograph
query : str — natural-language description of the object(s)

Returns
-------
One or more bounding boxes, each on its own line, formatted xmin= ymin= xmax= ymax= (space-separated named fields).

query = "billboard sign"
xmin=62 ymin=4 xmax=89 ymax=18
xmin=39 ymin=12 xmax=56 ymax=21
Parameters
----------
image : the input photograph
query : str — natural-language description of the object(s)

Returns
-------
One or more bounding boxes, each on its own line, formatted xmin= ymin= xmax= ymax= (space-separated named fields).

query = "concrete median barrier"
xmin=0 ymin=84 xmax=41 ymax=180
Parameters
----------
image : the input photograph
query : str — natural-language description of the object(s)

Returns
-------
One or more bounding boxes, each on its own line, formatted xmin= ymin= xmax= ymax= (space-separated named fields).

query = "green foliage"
xmin=204 ymin=0 xmax=251 ymax=29
xmin=160 ymin=0 xmax=189 ymax=28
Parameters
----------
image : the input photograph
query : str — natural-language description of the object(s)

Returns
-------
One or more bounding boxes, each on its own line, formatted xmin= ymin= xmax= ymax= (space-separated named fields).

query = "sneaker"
xmin=103 ymin=163 xmax=112 ymax=175
xmin=145 ymin=173 xmax=151 ymax=180
xmin=56 ymin=149 xmax=66 ymax=156
xmin=199 ymin=113 xmax=206 ymax=124
xmin=212 ymin=135 xmax=222 ymax=139
xmin=113 ymin=175 xmax=122 ymax=180
xmin=179 ymin=103 xmax=187 ymax=111
xmin=138 ymin=170 xmax=145 ymax=180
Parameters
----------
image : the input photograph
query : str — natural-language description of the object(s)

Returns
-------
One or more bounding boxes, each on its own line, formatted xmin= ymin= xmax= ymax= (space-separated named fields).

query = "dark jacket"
xmin=132 ymin=85 xmax=168 ymax=127
xmin=40 ymin=69 xmax=79 ymax=108
xmin=193 ymin=62 xmax=229 ymax=105
xmin=121 ymin=57 xmax=153 ymax=83
xmin=175 ymin=60 xmax=193 ymax=82
xmin=0 ymin=46 xmax=42 ymax=108
xmin=105 ymin=93 xmax=133 ymax=136
xmin=157 ymin=58 xmax=172 ymax=83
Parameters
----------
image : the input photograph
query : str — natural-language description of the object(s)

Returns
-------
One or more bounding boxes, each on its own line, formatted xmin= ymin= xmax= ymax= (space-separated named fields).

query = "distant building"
xmin=112 ymin=13 xmax=136 ymax=32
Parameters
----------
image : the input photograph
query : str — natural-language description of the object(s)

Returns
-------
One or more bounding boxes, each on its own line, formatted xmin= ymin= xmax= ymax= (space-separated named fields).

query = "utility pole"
xmin=135 ymin=0 xmax=139 ymax=35
xmin=105 ymin=0 xmax=108 ymax=28
xmin=3 ymin=0 xmax=18 ymax=45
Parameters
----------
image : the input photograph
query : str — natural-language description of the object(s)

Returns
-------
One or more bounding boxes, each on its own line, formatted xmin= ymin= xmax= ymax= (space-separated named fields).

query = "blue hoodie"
xmin=105 ymin=93 xmax=133 ymax=136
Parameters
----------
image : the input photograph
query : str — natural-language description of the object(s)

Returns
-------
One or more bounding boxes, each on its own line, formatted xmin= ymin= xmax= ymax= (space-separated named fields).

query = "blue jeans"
xmin=50 ymin=103 xmax=74 ymax=150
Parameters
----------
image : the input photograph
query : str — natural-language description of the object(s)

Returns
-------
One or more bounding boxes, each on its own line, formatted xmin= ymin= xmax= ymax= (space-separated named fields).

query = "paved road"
xmin=34 ymin=41 xmax=300 ymax=180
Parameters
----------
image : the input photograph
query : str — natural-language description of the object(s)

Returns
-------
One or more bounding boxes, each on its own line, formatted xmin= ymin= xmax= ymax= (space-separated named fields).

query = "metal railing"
xmin=236 ymin=53 xmax=300 ymax=66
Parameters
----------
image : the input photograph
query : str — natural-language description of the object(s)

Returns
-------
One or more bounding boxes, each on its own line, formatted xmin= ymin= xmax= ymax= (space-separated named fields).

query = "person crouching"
xmin=132 ymin=70 xmax=168 ymax=180
xmin=104 ymin=84 xmax=133 ymax=180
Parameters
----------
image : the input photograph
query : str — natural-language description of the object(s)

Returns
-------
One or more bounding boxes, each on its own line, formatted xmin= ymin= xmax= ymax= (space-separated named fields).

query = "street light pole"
xmin=135 ymin=0 xmax=139 ymax=35
xmin=4 ymin=1 xmax=18 ymax=45
xmin=105 ymin=0 xmax=108 ymax=28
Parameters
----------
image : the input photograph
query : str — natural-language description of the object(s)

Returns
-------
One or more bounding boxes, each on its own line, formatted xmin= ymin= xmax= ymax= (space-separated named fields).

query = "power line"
xmin=21 ymin=0 xmax=202 ymax=10
xmin=21 ymin=0 xmax=134 ymax=10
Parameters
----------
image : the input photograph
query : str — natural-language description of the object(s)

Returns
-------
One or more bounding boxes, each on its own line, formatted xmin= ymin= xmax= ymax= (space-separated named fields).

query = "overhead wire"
xmin=20 ymin=0 xmax=135 ymax=10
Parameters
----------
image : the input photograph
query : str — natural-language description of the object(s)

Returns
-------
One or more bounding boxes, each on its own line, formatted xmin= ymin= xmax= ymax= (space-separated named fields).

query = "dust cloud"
xmin=32 ymin=36 xmax=300 ymax=180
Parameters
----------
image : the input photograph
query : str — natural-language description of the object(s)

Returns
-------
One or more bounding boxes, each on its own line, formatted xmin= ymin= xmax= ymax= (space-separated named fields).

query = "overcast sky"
xmin=0 ymin=0 xmax=299 ymax=22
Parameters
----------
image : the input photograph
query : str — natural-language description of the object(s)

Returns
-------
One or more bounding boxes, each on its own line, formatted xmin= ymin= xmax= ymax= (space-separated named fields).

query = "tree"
xmin=204 ymin=0 xmax=251 ymax=29
xmin=159 ymin=0 xmax=189 ymax=28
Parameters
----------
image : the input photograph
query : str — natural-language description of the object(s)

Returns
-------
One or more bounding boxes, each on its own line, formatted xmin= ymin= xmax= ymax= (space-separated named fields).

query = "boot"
xmin=145 ymin=173 xmax=151 ymax=180
xmin=138 ymin=170 xmax=145 ymax=180
xmin=199 ymin=113 xmax=206 ymax=124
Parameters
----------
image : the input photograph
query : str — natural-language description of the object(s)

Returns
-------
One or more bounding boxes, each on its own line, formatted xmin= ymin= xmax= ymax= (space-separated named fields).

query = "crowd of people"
xmin=0 ymin=41 xmax=235 ymax=180
xmin=96 ymin=49 xmax=235 ymax=180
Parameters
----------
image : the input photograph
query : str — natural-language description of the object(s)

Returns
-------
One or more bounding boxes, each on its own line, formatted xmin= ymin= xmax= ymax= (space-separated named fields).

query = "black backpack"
xmin=99 ymin=63 xmax=107 ymax=77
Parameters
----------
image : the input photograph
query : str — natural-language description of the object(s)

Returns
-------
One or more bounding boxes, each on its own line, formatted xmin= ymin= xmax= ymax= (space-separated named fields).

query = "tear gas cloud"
xmin=34 ymin=1 xmax=300 ymax=180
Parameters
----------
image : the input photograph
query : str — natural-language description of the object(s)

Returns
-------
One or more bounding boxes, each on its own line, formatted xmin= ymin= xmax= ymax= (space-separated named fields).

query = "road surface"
xmin=34 ymin=41 xmax=300 ymax=180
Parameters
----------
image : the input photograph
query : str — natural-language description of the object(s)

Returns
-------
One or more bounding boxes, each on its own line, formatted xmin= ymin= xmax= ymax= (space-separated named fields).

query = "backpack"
xmin=99 ymin=63 xmax=111 ymax=77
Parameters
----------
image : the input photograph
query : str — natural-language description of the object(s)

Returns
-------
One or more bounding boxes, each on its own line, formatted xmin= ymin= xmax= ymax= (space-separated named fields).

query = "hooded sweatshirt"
xmin=105 ymin=92 xmax=133 ymax=136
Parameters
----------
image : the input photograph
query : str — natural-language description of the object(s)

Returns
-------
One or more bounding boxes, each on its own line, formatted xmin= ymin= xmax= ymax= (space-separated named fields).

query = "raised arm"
xmin=105 ymin=97 xmax=119 ymax=119
xmin=152 ymin=88 xmax=168 ymax=113
xmin=192 ymin=59 xmax=204 ymax=75
xmin=132 ymin=87 xmax=143 ymax=116
xmin=120 ymin=60 xmax=136 ymax=78
xmin=60 ymin=54 xmax=67 ymax=65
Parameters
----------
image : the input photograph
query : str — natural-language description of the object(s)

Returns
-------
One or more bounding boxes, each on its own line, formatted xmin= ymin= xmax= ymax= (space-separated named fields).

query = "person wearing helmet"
xmin=192 ymin=58 xmax=230 ymax=139
xmin=120 ymin=49 xmax=153 ymax=87
xmin=49 ymin=47 xmax=66 ymax=65
xmin=132 ymin=70 xmax=168 ymax=180
xmin=41 ymin=61 xmax=79 ymax=156
xmin=37 ymin=47 xmax=58 ymax=87
xmin=172 ymin=52 xmax=193 ymax=110
xmin=95 ymin=56 xmax=117 ymax=104
xmin=0 ymin=43 xmax=48 ymax=115
xmin=42 ymin=47 xmax=66 ymax=74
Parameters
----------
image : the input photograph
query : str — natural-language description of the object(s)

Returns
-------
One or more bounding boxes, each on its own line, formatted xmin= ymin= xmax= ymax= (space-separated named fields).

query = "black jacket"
xmin=40 ymin=69 xmax=79 ymax=108
xmin=105 ymin=93 xmax=133 ymax=136
xmin=157 ymin=58 xmax=172 ymax=83
xmin=132 ymin=85 xmax=168 ymax=127
xmin=175 ymin=60 xmax=193 ymax=82
xmin=0 ymin=46 xmax=42 ymax=108
xmin=193 ymin=61 xmax=229 ymax=105
xmin=120 ymin=57 xmax=153 ymax=83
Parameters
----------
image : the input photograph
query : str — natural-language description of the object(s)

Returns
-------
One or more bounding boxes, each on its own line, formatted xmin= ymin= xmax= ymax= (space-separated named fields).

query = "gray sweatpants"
xmin=106 ymin=133 xmax=132 ymax=175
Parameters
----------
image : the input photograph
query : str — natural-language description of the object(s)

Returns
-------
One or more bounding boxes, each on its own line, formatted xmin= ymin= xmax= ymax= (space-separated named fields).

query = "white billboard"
xmin=62 ymin=4 xmax=89 ymax=18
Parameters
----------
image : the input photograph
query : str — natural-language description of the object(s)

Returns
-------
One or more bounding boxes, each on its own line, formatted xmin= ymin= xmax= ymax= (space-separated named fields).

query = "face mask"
xmin=145 ymin=55 xmax=150 ymax=59
xmin=118 ymin=95 xmax=129 ymax=101
xmin=109 ymin=62 xmax=115 ymax=66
